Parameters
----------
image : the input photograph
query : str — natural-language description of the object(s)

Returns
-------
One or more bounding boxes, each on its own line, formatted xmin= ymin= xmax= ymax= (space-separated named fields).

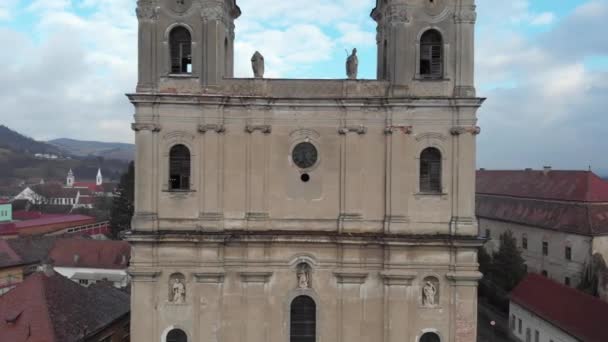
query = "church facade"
xmin=126 ymin=1 xmax=484 ymax=342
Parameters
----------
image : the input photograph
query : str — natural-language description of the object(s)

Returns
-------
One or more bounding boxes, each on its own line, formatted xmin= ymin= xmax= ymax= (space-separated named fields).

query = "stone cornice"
xmin=445 ymin=271 xmax=483 ymax=286
xmin=128 ymin=269 xmax=161 ymax=282
xmin=198 ymin=124 xmax=225 ymax=134
xmin=194 ymin=272 xmax=225 ymax=284
xmin=380 ymin=271 xmax=417 ymax=285
xmin=127 ymin=93 xmax=485 ymax=109
xmin=132 ymin=122 xmax=161 ymax=132
xmin=239 ymin=272 xmax=273 ymax=283
xmin=123 ymin=230 xmax=485 ymax=248
xmin=334 ymin=272 xmax=369 ymax=284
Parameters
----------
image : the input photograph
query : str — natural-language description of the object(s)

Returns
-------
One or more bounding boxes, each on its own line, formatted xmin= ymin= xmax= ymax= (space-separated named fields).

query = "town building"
xmin=0 ymin=214 xmax=109 ymax=239
xmin=12 ymin=168 xmax=115 ymax=212
xmin=0 ymin=269 xmax=130 ymax=342
xmin=0 ymin=240 xmax=33 ymax=295
xmin=49 ymin=238 xmax=130 ymax=288
xmin=509 ymin=273 xmax=608 ymax=342
xmin=0 ymin=237 xmax=130 ymax=295
xmin=477 ymin=169 xmax=608 ymax=287
xmin=126 ymin=1 xmax=483 ymax=342
xmin=0 ymin=200 xmax=11 ymax=222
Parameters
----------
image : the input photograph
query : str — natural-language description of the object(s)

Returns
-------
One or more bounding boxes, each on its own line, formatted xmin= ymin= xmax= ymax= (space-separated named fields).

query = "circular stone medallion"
xmin=292 ymin=142 xmax=318 ymax=169
xmin=424 ymin=0 xmax=447 ymax=17
xmin=167 ymin=0 xmax=193 ymax=14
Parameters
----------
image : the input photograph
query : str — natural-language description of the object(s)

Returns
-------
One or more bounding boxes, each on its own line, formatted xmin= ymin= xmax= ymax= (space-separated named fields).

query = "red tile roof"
xmin=0 ymin=240 xmax=24 ymax=268
xmin=49 ymin=239 xmax=130 ymax=270
xmin=476 ymin=170 xmax=608 ymax=236
xmin=73 ymin=182 xmax=103 ymax=193
xmin=0 ymin=215 xmax=96 ymax=236
xmin=510 ymin=273 xmax=608 ymax=342
xmin=477 ymin=170 xmax=608 ymax=202
xmin=0 ymin=271 xmax=130 ymax=342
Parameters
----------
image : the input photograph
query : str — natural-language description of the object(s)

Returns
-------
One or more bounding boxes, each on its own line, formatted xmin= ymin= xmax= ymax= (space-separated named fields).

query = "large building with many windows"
xmin=126 ymin=1 xmax=484 ymax=341
xmin=477 ymin=169 xmax=608 ymax=288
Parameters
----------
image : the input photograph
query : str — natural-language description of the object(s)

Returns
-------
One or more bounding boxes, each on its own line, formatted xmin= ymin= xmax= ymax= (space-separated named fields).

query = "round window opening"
xmin=292 ymin=142 xmax=318 ymax=169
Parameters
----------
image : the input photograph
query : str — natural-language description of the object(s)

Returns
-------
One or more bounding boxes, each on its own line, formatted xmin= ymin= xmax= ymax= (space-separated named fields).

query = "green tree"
xmin=478 ymin=246 xmax=493 ymax=278
xmin=109 ymin=161 xmax=134 ymax=239
xmin=491 ymin=230 xmax=527 ymax=291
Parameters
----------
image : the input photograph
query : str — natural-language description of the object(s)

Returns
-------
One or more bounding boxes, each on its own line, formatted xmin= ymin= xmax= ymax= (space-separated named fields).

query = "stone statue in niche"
xmin=296 ymin=263 xmax=311 ymax=289
xmin=251 ymin=51 xmax=265 ymax=78
xmin=346 ymin=48 xmax=358 ymax=79
xmin=422 ymin=278 xmax=439 ymax=307
xmin=170 ymin=274 xmax=186 ymax=304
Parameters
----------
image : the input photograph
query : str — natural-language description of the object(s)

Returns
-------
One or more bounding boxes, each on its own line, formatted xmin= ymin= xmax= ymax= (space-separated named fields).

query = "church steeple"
xmin=135 ymin=0 xmax=241 ymax=91
xmin=96 ymin=168 xmax=103 ymax=186
xmin=371 ymin=0 xmax=477 ymax=97
xmin=66 ymin=169 xmax=74 ymax=187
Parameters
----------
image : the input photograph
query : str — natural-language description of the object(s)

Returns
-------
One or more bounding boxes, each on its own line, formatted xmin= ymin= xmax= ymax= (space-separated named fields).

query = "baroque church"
xmin=126 ymin=1 xmax=483 ymax=342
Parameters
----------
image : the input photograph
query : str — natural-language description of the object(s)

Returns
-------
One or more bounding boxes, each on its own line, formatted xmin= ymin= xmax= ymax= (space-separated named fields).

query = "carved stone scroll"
xmin=338 ymin=125 xmax=367 ymax=135
xmin=384 ymin=125 xmax=413 ymax=135
xmin=454 ymin=6 xmax=477 ymax=24
xmin=198 ymin=124 xmax=225 ymax=134
xmin=450 ymin=126 xmax=480 ymax=136
xmin=135 ymin=4 xmax=159 ymax=21
xmin=245 ymin=125 xmax=272 ymax=134
xmin=132 ymin=123 xmax=162 ymax=132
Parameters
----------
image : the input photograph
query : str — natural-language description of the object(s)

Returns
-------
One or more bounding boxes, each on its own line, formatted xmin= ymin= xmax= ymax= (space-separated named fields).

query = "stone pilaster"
xmin=450 ymin=126 xmax=480 ymax=236
xmin=245 ymin=125 xmax=271 ymax=228
xmin=338 ymin=126 xmax=366 ymax=231
xmin=384 ymin=125 xmax=414 ymax=233
xmin=454 ymin=4 xmax=477 ymax=97
xmin=381 ymin=272 xmax=416 ymax=342
xmin=132 ymin=122 xmax=161 ymax=230
xmin=447 ymin=271 xmax=482 ymax=342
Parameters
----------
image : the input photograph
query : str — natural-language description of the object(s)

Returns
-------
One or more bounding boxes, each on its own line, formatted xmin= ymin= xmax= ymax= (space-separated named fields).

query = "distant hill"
xmin=0 ymin=125 xmax=63 ymax=155
xmin=49 ymin=138 xmax=134 ymax=162
xmin=0 ymin=127 xmax=130 ymax=196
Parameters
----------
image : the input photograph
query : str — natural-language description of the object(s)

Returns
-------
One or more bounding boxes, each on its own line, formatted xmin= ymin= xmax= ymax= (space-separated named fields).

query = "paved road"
xmin=478 ymin=300 xmax=513 ymax=342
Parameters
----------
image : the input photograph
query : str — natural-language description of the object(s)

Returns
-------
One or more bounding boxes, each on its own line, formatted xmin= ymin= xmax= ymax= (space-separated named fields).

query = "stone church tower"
xmin=126 ymin=1 xmax=483 ymax=342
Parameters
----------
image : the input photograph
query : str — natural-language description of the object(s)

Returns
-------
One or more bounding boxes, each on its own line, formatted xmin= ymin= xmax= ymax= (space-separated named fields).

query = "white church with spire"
xmin=65 ymin=168 xmax=105 ymax=193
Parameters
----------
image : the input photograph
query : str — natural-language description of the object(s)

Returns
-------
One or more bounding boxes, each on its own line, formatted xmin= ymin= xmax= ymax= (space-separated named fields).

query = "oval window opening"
xmin=292 ymin=142 xmax=318 ymax=169
xmin=301 ymin=173 xmax=310 ymax=182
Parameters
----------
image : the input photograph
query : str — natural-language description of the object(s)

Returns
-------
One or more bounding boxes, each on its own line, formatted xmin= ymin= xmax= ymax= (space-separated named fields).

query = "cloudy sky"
xmin=1 ymin=0 xmax=607 ymax=174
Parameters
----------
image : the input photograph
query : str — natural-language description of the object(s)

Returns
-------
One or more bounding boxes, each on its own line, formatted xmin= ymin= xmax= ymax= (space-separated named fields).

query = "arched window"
xmin=290 ymin=295 xmax=316 ymax=342
xmin=420 ymin=29 xmax=443 ymax=79
xmin=170 ymin=27 xmax=192 ymax=74
xmin=166 ymin=329 xmax=187 ymax=342
xmin=420 ymin=147 xmax=442 ymax=193
xmin=420 ymin=332 xmax=441 ymax=342
xmin=169 ymin=144 xmax=191 ymax=191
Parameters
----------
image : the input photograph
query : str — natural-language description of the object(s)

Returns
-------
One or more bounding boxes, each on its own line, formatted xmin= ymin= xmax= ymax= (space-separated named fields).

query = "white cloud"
xmin=0 ymin=0 xmax=20 ymax=21
xmin=476 ymin=0 xmax=608 ymax=173
xmin=531 ymin=12 xmax=555 ymax=26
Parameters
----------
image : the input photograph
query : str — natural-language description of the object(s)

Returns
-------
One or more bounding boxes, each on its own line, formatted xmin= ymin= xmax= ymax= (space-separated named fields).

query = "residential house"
xmin=0 ymin=269 xmax=130 ymax=342
xmin=0 ymin=200 xmax=11 ymax=222
xmin=509 ymin=273 xmax=608 ymax=342
xmin=49 ymin=238 xmax=130 ymax=288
